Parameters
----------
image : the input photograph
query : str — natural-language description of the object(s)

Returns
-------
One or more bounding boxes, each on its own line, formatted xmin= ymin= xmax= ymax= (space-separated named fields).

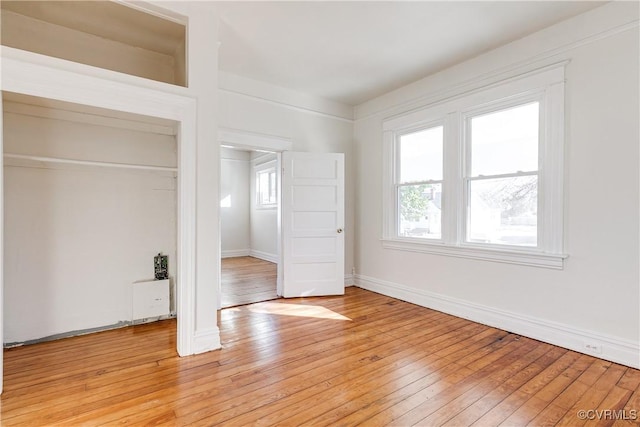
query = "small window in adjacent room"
xmin=382 ymin=65 xmax=567 ymax=269
xmin=257 ymin=167 xmax=277 ymax=208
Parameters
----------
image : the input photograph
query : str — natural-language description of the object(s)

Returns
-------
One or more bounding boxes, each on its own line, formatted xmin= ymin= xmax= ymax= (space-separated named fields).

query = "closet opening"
xmin=3 ymin=91 xmax=180 ymax=347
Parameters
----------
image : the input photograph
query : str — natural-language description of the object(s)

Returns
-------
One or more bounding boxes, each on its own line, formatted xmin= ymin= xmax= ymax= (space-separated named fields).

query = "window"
xmin=383 ymin=65 xmax=566 ymax=268
xmin=397 ymin=125 xmax=444 ymax=240
xmin=256 ymin=167 xmax=277 ymax=208
xmin=465 ymin=102 xmax=539 ymax=247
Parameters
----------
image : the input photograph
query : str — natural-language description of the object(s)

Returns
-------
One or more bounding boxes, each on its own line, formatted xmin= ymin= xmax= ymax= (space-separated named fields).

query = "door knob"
xmin=337 ymin=228 xmax=343 ymax=233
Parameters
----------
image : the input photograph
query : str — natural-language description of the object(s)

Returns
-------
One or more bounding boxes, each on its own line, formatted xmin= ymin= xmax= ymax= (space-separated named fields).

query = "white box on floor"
xmin=132 ymin=279 xmax=170 ymax=320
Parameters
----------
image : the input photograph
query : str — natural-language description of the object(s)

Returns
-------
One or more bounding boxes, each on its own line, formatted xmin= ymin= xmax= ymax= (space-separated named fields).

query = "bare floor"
xmin=2 ymin=287 xmax=639 ymax=425
xmin=221 ymin=256 xmax=278 ymax=308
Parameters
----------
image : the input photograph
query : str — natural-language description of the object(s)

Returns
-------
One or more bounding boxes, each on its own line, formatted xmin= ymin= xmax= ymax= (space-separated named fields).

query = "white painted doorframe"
xmin=218 ymin=128 xmax=293 ymax=306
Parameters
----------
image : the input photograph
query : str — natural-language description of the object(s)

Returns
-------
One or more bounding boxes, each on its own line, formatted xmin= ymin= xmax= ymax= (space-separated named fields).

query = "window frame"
xmin=394 ymin=121 xmax=446 ymax=242
xmin=382 ymin=65 xmax=567 ymax=269
xmin=461 ymin=95 xmax=543 ymax=251
xmin=255 ymin=161 xmax=277 ymax=209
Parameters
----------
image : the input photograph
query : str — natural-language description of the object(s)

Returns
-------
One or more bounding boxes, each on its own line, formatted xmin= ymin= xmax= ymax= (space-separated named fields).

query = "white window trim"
xmin=382 ymin=64 xmax=567 ymax=269
xmin=255 ymin=160 xmax=277 ymax=209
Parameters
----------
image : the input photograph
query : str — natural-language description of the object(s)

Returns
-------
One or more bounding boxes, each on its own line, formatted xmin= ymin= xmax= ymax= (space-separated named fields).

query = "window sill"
xmin=381 ymin=238 xmax=567 ymax=269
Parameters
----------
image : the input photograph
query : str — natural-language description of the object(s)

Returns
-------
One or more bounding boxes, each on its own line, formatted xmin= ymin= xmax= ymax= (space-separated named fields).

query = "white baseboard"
xmin=193 ymin=327 xmax=221 ymax=354
xmin=355 ymin=274 xmax=640 ymax=369
xmin=249 ymin=250 xmax=279 ymax=264
xmin=344 ymin=274 xmax=354 ymax=287
xmin=221 ymin=249 xmax=250 ymax=259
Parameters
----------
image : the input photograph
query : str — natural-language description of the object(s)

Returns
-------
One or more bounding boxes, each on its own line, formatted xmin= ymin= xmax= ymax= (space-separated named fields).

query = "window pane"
xmin=399 ymin=183 xmax=442 ymax=239
xmin=467 ymin=176 xmax=537 ymax=246
xmin=399 ymin=126 xmax=443 ymax=183
xmin=258 ymin=171 xmax=269 ymax=204
xmin=269 ymin=171 xmax=276 ymax=203
xmin=471 ymin=102 xmax=539 ymax=176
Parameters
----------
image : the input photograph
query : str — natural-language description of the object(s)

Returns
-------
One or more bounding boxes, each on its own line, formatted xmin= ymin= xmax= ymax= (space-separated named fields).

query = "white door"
xmin=281 ymin=152 xmax=345 ymax=297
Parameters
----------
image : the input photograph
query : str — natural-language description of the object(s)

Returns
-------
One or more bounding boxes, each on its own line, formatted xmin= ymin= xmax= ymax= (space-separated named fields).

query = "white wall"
xmin=3 ymin=106 xmax=177 ymax=343
xmin=249 ymin=152 xmax=278 ymax=262
xmin=219 ymin=72 xmax=355 ymax=277
xmin=220 ymin=147 xmax=250 ymax=257
xmin=353 ymin=2 xmax=639 ymax=367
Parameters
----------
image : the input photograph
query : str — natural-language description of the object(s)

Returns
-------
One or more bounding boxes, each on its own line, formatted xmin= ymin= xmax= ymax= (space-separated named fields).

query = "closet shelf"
xmin=3 ymin=153 xmax=178 ymax=172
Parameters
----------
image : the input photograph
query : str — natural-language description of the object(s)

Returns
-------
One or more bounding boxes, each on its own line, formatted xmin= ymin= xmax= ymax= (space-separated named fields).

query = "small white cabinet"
xmin=132 ymin=279 xmax=170 ymax=321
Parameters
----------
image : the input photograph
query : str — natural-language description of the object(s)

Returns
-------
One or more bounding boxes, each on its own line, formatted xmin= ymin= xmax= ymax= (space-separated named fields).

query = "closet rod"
xmin=3 ymin=153 xmax=178 ymax=172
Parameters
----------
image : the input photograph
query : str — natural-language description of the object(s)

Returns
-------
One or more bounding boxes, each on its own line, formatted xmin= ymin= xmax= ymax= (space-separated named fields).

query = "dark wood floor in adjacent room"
xmin=221 ymin=256 xmax=278 ymax=308
xmin=2 ymin=287 xmax=639 ymax=426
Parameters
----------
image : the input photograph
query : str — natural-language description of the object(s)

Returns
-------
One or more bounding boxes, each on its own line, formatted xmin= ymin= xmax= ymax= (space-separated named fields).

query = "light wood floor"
xmin=2 ymin=287 xmax=639 ymax=426
xmin=221 ymin=256 xmax=278 ymax=308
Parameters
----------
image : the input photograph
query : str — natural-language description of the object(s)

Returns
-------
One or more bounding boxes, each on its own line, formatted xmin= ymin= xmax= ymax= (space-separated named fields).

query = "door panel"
xmin=282 ymin=152 xmax=344 ymax=297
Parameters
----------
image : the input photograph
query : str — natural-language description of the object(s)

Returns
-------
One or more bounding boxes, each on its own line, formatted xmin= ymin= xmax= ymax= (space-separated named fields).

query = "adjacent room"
xmin=220 ymin=146 xmax=279 ymax=308
xmin=1 ymin=1 xmax=638 ymax=425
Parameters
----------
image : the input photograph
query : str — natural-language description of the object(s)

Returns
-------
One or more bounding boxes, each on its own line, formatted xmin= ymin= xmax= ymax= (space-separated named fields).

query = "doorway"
xmin=217 ymin=128 xmax=293 ymax=308
xmin=217 ymin=128 xmax=347 ymax=307
xmin=220 ymin=146 xmax=280 ymax=308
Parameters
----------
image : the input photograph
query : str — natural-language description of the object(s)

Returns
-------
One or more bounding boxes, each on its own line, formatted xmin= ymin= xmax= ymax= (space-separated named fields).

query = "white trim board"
xmin=219 ymin=127 xmax=292 ymax=152
xmin=221 ymin=249 xmax=251 ymax=259
xmin=219 ymin=88 xmax=354 ymax=124
xmin=344 ymin=274 xmax=354 ymax=287
xmin=355 ymin=274 xmax=640 ymax=369
xmin=3 ymin=100 xmax=176 ymax=136
xmin=219 ymin=71 xmax=354 ymax=122
xmin=249 ymin=250 xmax=279 ymax=264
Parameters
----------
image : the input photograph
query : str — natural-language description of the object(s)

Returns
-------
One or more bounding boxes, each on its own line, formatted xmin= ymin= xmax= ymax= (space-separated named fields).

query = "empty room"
xmin=1 ymin=1 xmax=638 ymax=426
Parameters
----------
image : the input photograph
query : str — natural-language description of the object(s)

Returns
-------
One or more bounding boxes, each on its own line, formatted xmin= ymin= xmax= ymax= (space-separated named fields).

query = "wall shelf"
xmin=0 ymin=1 xmax=187 ymax=87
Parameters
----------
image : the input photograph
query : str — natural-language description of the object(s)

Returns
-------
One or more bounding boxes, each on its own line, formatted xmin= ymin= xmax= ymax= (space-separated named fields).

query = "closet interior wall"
xmin=3 ymin=95 xmax=178 ymax=345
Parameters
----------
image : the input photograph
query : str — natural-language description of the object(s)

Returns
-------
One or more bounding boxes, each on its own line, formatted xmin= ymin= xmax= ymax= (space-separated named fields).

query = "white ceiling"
xmin=217 ymin=1 xmax=605 ymax=106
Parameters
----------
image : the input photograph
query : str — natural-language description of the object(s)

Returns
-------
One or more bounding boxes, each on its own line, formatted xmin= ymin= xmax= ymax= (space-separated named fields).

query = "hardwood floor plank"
xmin=30 ymin=298 xmax=420 ymax=422
xmin=312 ymin=335 xmax=538 ymax=427
xmin=399 ymin=342 xmax=557 ymax=426
xmin=230 ymin=323 xmax=507 ymax=426
xmin=2 ymin=287 xmax=639 ymax=427
xmin=358 ymin=337 xmax=535 ymax=426
xmin=221 ymin=256 xmax=277 ymax=308
xmin=611 ymin=390 xmax=640 ymax=426
xmin=497 ymin=358 xmax=615 ymax=426
xmin=554 ymin=364 xmax=628 ymax=426
xmin=443 ymin=346 xmax=573 ymax=426
xmin=618 ymin=368 xmax=640 ymax=392
xmin=157 ymin=311 xmax=472 ymax=425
